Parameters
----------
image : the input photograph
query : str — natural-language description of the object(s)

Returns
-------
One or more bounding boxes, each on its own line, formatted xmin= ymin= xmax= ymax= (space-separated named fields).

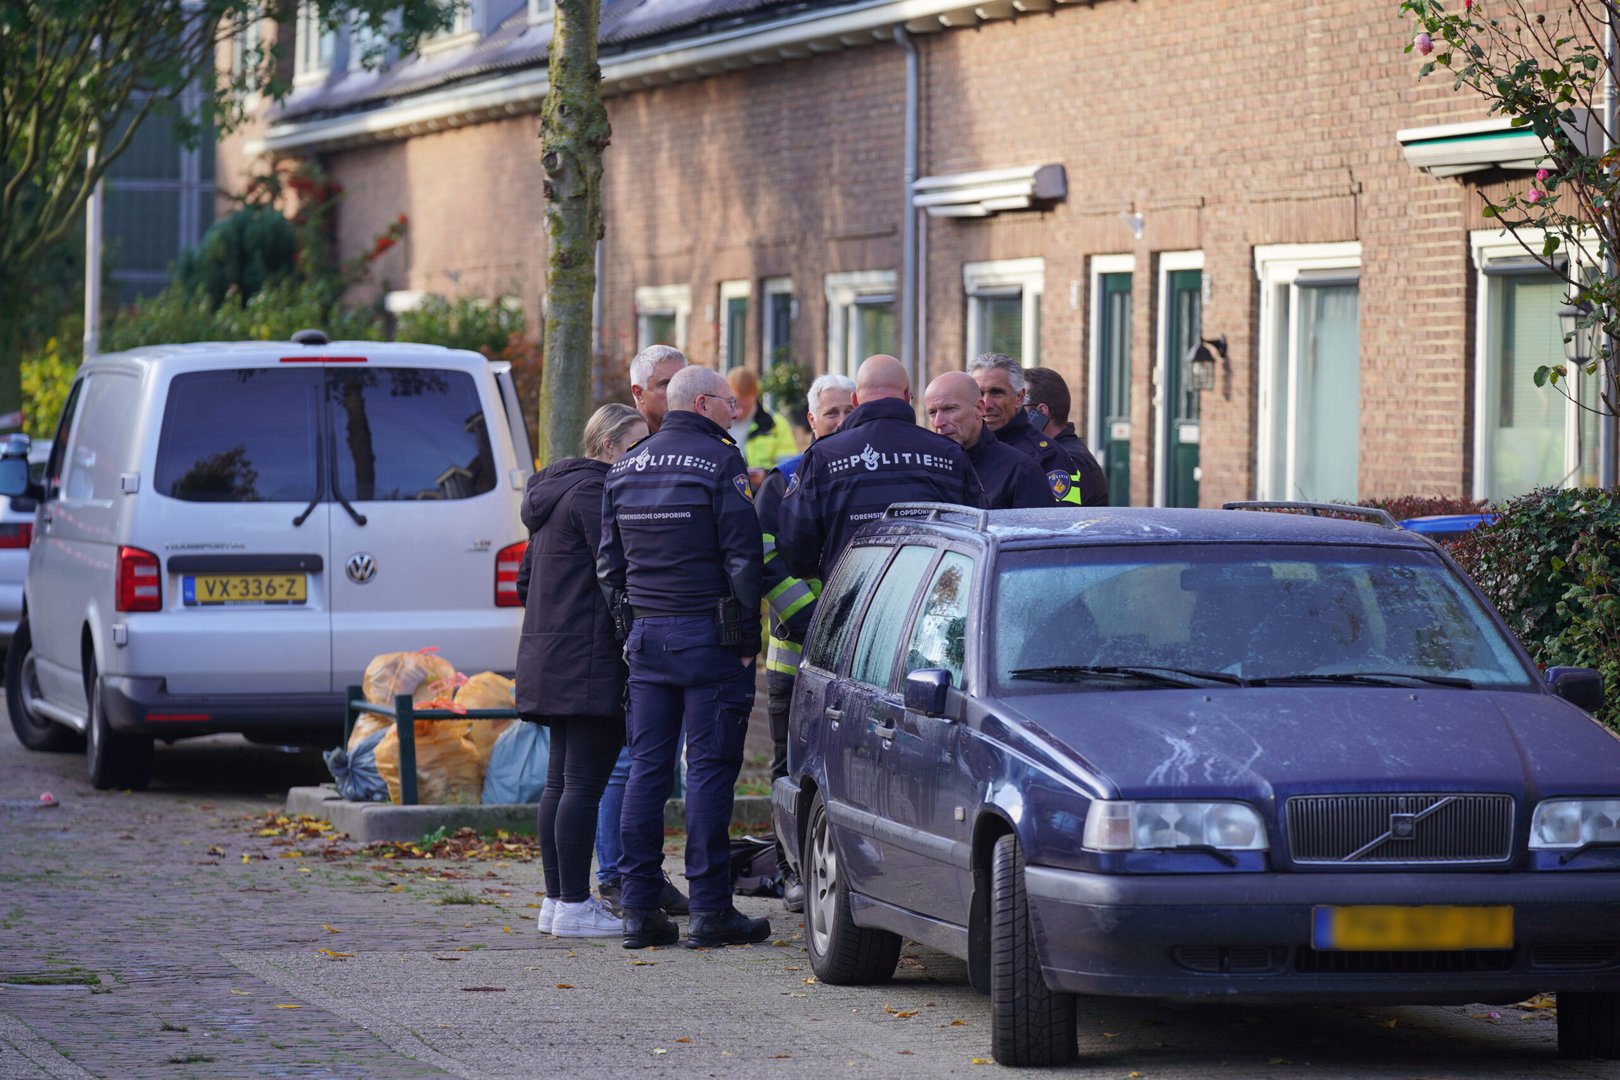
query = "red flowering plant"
xmin=1401 ymin=0 xmax=1619 ymax=431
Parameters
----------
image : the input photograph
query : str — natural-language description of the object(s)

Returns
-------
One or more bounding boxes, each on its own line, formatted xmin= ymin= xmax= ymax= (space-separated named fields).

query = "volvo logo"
xmin=346 ymin=552 xmax=377 ymax=585
xmin=1389 ymin=812 xmax=1417 ymax=839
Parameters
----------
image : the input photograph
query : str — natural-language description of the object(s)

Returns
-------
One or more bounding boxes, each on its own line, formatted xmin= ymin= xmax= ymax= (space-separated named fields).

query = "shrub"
xmin=1449 ymin=487 xmax=1620 ymax=730
xmin=395 ymin=294 xmax=527 ymax=355
xmin=19 ymin=335 xmax=79 ymax=437
xmin=99 ymin=278 xmax=384 ymax=354
xmin=176 ymin=205 xmax=298 ymax=307
xmin=1357 ymin=494 xmax=1489 ymax=521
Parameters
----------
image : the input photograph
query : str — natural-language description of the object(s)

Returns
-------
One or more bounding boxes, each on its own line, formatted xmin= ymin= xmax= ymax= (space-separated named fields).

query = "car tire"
xmin=85 ymin=657 xmax=152 ymax=791
xmin=1558 ymin=991 xmax=1620 ymax=1058
xmin=5 ymin=619 xmax=83 ymax=753
xmin=990 ymin=833 xmax=1077 ymax=1066
xmin=804 ymin=791 xmax=901 ymax=985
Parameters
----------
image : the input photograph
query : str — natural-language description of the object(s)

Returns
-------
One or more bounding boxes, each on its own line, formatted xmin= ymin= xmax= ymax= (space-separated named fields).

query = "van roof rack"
xmin=883 ymin=502 xmax=990 ymax=531
xmin=1222 ymin=500 xmax=1399 ymax=530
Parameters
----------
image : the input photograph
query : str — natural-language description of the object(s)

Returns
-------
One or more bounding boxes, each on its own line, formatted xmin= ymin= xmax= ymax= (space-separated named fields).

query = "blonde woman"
xmin=516 ymin=403 xmax=646 ymax=937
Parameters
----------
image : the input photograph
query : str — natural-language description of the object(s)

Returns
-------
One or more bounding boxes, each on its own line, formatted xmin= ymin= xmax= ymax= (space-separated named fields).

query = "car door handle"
xmin=824 ymin=706 xmax=842 ymax=724
xmin=872 ymin=721 xmax=896 ymax=740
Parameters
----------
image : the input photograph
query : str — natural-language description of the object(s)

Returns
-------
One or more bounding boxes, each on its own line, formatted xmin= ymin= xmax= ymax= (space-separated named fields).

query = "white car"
xmin=0 ymin=438 xmax=51 ymax=646
xmin=0 ymin=333 xmax=532 ymax=790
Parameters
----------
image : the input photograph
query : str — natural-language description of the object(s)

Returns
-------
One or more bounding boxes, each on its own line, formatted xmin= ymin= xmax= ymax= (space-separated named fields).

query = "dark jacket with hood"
xmin=514 ymin=457 xmax=626 ymax=720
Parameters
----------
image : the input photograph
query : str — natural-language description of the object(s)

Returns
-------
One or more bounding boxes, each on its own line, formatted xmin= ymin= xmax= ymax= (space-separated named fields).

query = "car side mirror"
xmin=0 ymin=455 xmax=33 ymax=499
xmin=1546 ymin=666 xmax=1604 ymax=714
xmin=904 ymin=668 xmax=952 ymax=717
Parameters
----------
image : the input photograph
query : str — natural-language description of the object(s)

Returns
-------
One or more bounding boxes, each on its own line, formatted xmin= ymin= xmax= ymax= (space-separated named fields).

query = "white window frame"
xmin=1153 ymin=250 xmax=1204 ymax=508
xmin=762 ymin=277 xmax=794 ymax=369
xmin=824 ymin=270 xmax=896 ymax=376
xmin=718 ymin=280 xmax=751 ymax=370
xmin=293 ymin=1 xmax=337 ymax=85
xmin=420 ymin=0 xmax=479 ymax=54
xmin=1253 ymin=242 xmax=1362 ymax=501
xmin=963 ymin=257 xmax=1044 ymax=367
xmin=347 ymin=9 xmax=398 ymax=72
xmin=529 ymin=0 xmax=554 ymax=24
xmin=1469 ymin=228 xmax=1596 ymax=499
xmin=1088 ymin=253 xmax=1135 ymax=457
xmin=635 ymin=284 xmax=691 ymax=351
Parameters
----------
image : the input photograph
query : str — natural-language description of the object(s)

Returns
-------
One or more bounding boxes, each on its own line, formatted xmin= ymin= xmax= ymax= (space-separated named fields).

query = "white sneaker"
xmin=550 ymin=896 xmax=624 ymax=938
xmin=537 ymin=896 xmax=558 ymax=935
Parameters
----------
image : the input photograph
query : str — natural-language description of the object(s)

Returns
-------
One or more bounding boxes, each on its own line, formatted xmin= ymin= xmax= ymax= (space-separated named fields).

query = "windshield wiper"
xmin=1249 ymin=671 xmax=1473 ymax=689
xmin=1008 ymin=665 xmax=1247 ymax=688
xmin=292 ymin=492 xmax=320 ymax=527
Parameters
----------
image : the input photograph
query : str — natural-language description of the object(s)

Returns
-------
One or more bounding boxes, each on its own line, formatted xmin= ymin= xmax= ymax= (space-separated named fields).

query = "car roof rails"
xmin=1222 ymin=500 xmax=1399 ymax=530
xmin=883 ymin=502 xmax=990 ymax=532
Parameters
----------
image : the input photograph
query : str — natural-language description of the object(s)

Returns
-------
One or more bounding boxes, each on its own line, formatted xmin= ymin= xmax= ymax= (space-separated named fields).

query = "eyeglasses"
xmin=700 ymin=394 xmax=739 ymax=411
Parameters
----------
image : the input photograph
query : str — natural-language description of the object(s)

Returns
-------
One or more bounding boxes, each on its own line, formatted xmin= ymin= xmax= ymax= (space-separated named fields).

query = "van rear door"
xmin=144 ymin=365 xmax=332 ymax=695
xmin=325 ymin=360 xmax=524 ymax=689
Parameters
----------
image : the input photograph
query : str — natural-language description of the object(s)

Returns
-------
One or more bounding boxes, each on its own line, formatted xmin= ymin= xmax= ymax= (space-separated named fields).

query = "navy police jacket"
xmin=994 ymin=408 xmax=1072 ymax=505
xmin=966 ymin=431 xmax=1052 ymax=509
xmin=597 ymin=410 xmax=764 ymax=656
xmin=1053 ymin=423 xmax=1110 ymax=507
xmin=778 ymin=397 xmax=984 ymax=582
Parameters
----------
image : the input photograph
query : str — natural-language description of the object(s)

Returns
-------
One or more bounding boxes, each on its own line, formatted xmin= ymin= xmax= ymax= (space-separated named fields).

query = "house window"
xmin=718 ymin=280 xmax=750 ymax=370
xmin=1254 ymin=243 xmax=1362 ymax=502
xmin=825 ymin=271 xmax=896 ymax=376
xmin=294 ymin=1 xmax=336 ymax=83
xmin=763 ymin=277 xmax=793 ymax=370
xmin=1470 ymin=230 xmax=1601 ymax=498
xmin=636 ymin=285 xmax=690 ymax=351
xmin=1089 ymin=255 xmax=1134 ymax=506
xmin=349 ymin=10 xmax=396 ymax=71
xmin=529 ymin=0 xmax=553 ymax=23
xmin=964 ymin=258 xmax=1043 ymax=366
xmin=230 ymin=9 xmax=262 ymax=83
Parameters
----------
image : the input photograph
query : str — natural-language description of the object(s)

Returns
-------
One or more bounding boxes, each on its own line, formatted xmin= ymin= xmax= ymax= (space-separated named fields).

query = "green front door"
xmin=1097 ymin=272 xmax=1132 ymax=505
xmin=1163 ymin=269 xmax=1201 ymax=507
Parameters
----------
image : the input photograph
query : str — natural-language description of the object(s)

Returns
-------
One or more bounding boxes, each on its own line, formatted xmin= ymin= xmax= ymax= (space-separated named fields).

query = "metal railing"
xmin=344 ymin=685 xmax=519 ymax=806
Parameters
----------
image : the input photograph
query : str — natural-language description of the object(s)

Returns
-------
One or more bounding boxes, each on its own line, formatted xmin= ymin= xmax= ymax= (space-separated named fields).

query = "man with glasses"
xmin=598 ymin=364 xmax=769 ymax=950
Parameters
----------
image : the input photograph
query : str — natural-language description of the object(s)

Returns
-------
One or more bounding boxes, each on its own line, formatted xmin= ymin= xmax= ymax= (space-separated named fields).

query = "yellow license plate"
xmin=183 ymin=573 xmax=307 ymax=606
xmin=1312 ymin=905 xmax=1513 ymax=951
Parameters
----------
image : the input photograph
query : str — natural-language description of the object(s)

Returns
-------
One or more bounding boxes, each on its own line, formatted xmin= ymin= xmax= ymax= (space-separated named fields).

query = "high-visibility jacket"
xmin=740 ymin=406 xmax=799 ymax=472
xmin=756 ymin=455 xmax=819 ymax=675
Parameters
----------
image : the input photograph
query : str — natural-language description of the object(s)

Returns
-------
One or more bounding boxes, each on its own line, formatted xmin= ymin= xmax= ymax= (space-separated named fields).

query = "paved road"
xmin=0 ymin=720 xmax=1612 ymax=1078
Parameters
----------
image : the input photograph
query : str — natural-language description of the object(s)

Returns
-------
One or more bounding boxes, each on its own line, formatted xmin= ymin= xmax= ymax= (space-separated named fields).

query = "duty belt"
xmin=632 ymin=607 xmax=691 ymax=619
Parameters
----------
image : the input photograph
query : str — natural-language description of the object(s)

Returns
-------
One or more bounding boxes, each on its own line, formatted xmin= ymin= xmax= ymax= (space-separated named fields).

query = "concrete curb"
xmin=286 ymin=785 xmax=775 ymax=843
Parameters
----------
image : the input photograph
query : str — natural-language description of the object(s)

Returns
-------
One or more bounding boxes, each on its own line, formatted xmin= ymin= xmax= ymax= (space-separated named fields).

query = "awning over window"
xmin=1397 ymin=112 xmax=1594 ymax=177
xmin=912 ymin=164 xmax=1065 ymax=218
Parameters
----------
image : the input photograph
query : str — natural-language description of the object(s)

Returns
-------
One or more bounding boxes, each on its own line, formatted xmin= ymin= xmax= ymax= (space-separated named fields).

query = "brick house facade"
xmin=240 ymin=0 xmax=1611 ymax=506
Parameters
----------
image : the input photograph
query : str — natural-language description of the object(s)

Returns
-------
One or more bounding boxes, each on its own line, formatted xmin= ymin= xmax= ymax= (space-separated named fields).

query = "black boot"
xmin=686 ymin=907 xmax=771 ymax=948
xmin=780 ymin=866 xmax=805 ymax=914
xmin=658 ymin=872 xmax=690 ymax=916
xmin=622 ymin=908 xmax=679 ymax=949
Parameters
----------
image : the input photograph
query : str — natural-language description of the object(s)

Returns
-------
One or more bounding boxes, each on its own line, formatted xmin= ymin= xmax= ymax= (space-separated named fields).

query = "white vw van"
xmin=0 ymin=332 xmax=532 ymax=789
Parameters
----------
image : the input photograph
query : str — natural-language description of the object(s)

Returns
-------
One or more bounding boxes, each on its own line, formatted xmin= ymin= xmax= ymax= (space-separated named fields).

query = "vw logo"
xmin=346 ymin=552 xmax=377 ymax=585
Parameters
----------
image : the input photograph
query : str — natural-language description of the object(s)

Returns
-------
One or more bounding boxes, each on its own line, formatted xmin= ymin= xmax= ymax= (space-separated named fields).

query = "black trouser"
xmin=536 ymin=716 xmax=627 ymax=903
xmin=766 ymin=669 xmax=795 ymax=876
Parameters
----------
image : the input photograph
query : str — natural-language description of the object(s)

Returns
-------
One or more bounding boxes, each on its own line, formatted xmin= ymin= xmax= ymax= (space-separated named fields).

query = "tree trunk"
xmin=536 ymin=0 xmax=610 ymax=467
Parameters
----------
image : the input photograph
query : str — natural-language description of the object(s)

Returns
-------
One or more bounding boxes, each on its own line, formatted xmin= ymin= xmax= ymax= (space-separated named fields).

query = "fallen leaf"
xmin=207 ymin=846 xmax=225 ymax=857
xmin=675 ymin=1037 xmax=691 ymax=1044
xmin=652 ymin=1048 xmax=668 ymax=1056
xmin=893 ymin=1010 xmax=917 ymax=1019
xmin=803 ymin=976 xmax=816 ymax=985
xmin=629 ymin=959 xmax=656 ymax=967
xmin=771 ymin=1054 xmax=791 ymax=1059
xmin=242 ymin=854 xmax=251 ymax=864
xmin=970 ymin=1058 xmax=992 ymax=1065
xmin=949 ymin=1019 xmax=968 ymax=1027
xmin=322 ymin=925 xmax=341 ymax=934
xmin=462 ymin=987 xmax=506 ymax=992
xmin=317 ymin=949 xmax=354 ymax=960
xmin=274 ymin=1005 xmax=301 ymax=1010
xmin=435 ymin=957 xmax=462 ymax=962
xmin=1103 ymin=1031 xmax=1121 ymax=1038
xmin=1128 ymin=1073 xmax=1143 ymax=1079
xmin=555 ymin=984 xmax=574 ymax=990
xmin=295 ymin=867 xmax=311 ymax=873
xmin=502 ymin=926 xmax=512 ymax=934
xmin=228 ymin=990 xmax=251 ymax=996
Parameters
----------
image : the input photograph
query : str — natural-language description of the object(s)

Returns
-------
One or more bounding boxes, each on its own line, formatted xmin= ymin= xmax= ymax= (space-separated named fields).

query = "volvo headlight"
xmin=1529 ymin=799 xmax=1620 ymax=849
xmin=1083 ymin=800 xmax=1268 ymax=852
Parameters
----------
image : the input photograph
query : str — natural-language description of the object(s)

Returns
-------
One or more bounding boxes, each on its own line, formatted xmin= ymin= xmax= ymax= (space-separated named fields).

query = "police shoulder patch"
xmin=734 ymin=474 xmax=753 ymax=500
xmin=783 ymin=470 xmax=802 ymax=497
xmin=1047 ymin=470 xmax=1071 ymax=498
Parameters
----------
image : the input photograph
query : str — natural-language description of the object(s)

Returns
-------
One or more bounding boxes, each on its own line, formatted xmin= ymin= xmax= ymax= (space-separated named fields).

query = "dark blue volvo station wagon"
xmin=772 ymin=503 xmax=1618 ymax=1066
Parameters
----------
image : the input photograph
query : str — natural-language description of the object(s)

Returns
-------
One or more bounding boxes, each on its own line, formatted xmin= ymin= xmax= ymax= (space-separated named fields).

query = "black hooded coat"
xmin=514 ymin=457 xmax=626 ymax=720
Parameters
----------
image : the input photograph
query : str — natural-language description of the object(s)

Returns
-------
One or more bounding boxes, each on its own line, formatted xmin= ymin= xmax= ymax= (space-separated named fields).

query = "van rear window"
xmin=327 ymin=368 xmax=496 ymax=501
xmin=155 ymin=370 xmax=321 ymax=502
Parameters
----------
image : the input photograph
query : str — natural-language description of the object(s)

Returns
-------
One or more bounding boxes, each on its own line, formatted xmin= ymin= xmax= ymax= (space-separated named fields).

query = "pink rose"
xmin=1415 ymin=32 xmax=1434 ymax=56
xmin=1536 ymin=168 xmax=1551 ymax=181
xmin=1526 ymin=189 xmax=1544 ymax=204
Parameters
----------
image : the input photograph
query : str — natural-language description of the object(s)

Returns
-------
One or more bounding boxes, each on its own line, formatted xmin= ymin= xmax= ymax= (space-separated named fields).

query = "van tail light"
xmin=0 ymin=522 xmax=31 ymax=549
xmin=495 ymin=540 xmax=526 ymax=607
xmin=116 ymin=546 xmax=162 ymax=612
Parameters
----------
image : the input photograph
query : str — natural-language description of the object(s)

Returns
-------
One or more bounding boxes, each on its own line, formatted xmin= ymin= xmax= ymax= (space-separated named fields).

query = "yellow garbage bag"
xmin=373 ymin=719 xmax=484 ymax=805
xmin=454 ymin=672 xmax=517 ymax=765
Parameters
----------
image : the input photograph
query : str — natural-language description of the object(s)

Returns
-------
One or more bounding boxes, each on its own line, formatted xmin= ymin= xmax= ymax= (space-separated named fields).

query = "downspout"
xmin=895 ymin=26 xmax=919 ymax=394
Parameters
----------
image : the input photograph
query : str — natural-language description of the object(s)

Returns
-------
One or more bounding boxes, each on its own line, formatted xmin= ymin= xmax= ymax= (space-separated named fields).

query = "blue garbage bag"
xmin=325 ymin=728 xmax=389 ymax=802
xmin=482 ymin=720 xmax=550 ymax=804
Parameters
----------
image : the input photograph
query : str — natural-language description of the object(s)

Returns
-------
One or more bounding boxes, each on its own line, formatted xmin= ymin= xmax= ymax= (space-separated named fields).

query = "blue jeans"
xmin=595 ymin=743 xmax=685 ymax=887
xmin=619 ymin=615 xmax=754 ymax=914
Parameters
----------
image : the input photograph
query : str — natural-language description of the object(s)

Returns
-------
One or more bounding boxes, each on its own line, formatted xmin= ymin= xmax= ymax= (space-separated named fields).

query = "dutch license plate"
xmin=1312 ymin=905 xmax=1513 ymax=951
xmin=182 ymin=573 xmax=307 ymax=606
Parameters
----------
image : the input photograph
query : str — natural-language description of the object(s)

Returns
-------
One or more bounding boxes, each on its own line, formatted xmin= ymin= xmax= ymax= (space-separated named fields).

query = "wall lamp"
xmin=1559 ymin=300 xmax=1596 ymax=368
xmin=1185 ymin=335 xmax=1227 ymax=392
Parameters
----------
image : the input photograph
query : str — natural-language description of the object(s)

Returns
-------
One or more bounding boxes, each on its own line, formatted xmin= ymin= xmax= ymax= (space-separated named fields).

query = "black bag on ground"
xmin=729 ymin=835 xmax=780 ymax=897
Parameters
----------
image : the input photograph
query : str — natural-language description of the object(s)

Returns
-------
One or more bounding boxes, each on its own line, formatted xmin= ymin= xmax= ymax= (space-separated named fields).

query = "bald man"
xmin=778 ymin=355 xmax=985 ymax=581
xmin=925 ymin=372 xmax=1051 ymax=510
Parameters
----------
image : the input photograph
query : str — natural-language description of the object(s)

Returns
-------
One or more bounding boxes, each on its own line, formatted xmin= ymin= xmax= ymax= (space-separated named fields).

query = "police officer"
xmin=756 ymin=372 xmax=854 ymax=913
xmin=970 ymin=352 xmax=1083 ymax=506
xmin=1022 ymin=366 xmax=1109 ymax=506
xmin=598 ymin=363 xmax=768 ymax=950
xmin=779 ymin=354 xmax=984 ymax=583
xmin=924 ymin=371 xmax=1051 ymax=509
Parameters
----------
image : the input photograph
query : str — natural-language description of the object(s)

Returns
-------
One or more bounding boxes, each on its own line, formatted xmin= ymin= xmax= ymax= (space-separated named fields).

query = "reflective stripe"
xmin=768 ymin=578 xmax=813 ymax=621
xmin=1059 ymin=471 xmax=1084 ymax=505
xmin=767 ymin=636 xmax=803 ymax=673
